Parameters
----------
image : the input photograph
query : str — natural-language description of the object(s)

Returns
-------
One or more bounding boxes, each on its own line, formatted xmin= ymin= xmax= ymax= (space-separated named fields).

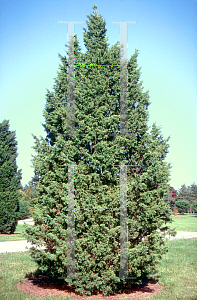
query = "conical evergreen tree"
xmin=190 ymin=183 xmax=197 ymax=212
xmin=177 ymin=184 xmax=188 ymax=200
xmin=25 ymin=4 xmax=175 ymax=296
xmin=0 ymin=119 xmax=21 ymax=234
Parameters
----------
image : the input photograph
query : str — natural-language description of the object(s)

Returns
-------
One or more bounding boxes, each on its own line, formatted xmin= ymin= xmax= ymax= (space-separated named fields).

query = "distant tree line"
xmin=165 ymin=183 xmax=197 ymax=214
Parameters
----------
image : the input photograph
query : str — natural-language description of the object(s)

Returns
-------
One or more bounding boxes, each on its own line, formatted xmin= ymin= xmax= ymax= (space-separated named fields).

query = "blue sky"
xmin=0 ymin=0 xmax=197 ymax=191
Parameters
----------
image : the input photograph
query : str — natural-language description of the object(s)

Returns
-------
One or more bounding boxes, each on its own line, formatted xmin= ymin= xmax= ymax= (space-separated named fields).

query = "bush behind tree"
xmin=175 ymin=200 xmax=190 ymax=214
xmin=18 ymin=178 xmax=39 ymax=220
xmin=17 ymin=200 xmax=32 ymax=220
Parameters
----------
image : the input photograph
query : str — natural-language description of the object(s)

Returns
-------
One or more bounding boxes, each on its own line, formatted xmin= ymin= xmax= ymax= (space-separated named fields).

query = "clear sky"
xmin=0 ymin=0 xmax=197 ymax=191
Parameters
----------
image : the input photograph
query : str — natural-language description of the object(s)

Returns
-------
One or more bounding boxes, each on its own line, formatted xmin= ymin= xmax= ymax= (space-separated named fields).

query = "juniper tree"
xmin=25 ymin=4 xmax=175 ymax=296
xmin=0 ymin=119 xmax=21 ymax=234
xmin=177 ymin=184 xmax=188 ymax=201
xmin=190 ymin=183 xmax=197 ymax=212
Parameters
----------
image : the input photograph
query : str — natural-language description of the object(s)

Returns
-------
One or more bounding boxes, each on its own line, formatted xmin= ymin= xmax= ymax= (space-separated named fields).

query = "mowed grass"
xmin=150 ymin=238 xmax=197 ymax=300
xmin=168 ymin=213 xmax=197 ymax=232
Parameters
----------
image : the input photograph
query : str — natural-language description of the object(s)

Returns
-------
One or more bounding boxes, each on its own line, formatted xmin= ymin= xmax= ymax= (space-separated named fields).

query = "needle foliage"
xmin=25 ymin=4 xmax=176 ymax=296
xmin=0 ymin=119 xmax=21 ymax=234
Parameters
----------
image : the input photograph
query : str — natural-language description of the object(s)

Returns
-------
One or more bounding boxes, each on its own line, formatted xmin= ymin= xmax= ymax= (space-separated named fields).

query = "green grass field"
xmin=168 ymin=213 xmax=197 ymax=232
xmin=0 ymin=214 xmax=197 ymax=299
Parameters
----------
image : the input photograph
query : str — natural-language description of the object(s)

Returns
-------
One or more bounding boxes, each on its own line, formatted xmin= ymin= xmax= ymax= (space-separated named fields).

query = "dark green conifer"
xmin=0 ymin=119 xmax=21 ymax=234
xmin=25 ymin=4 xmax=175 ymax=296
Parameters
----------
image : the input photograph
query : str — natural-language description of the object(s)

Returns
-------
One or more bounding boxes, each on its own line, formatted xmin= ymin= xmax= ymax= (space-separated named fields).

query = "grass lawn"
xmin=168 ymin=213 xmax=197 ymax=232
xmin=0 ymin=238 xmax=197 ymax=299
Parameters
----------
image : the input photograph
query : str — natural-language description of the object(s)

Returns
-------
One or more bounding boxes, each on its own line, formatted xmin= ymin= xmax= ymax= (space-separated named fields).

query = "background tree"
xmin=176 ymin=183 xmax=197 ymax=213
xmin=188 ymin=183 xmax=197 ymax=213
xmin=25 ymin=4 xmax=175 ymax=296
xmin=175 ymin=199 xmax=190 ymax=214
xmin=18 ymin=174 xmax=39 ymax=220
xmin=191 ymin=201 xmax=197 ymax=213
xmin=176 ymin=184 xmax=188 ymax=201
xmin=18 ymin=187 xmax=32 ymax=220
xmin=0 ymin=119 xmax=22 ymax=234
xmin=164 ymin=185 xmax=176 ymax=210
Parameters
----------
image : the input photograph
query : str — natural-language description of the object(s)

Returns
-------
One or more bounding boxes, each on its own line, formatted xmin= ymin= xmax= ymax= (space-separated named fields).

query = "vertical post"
xmin=112 ymin=21 xmax=136 ymax=279
xmin=67 ymin=35 xmax=75 ymax=137
xmin=119 ymin=164 xmax=128 ymax=279
xmin=58 ymin=21 xmax=83 ymax=138
xmin=120 ymin=22 xmax=128 ymax=137
xmin=119 ymin=22 xmax=129 ymax=280
xmin=67 ymin=164 xmax=75 ymax=280
xmin=67 ymin=23 xmax=75 ymax=137
xmin=120 ymin=22 xmax=128 ymax=60
xmin=58 ymin=21 xmax=82 ymax=280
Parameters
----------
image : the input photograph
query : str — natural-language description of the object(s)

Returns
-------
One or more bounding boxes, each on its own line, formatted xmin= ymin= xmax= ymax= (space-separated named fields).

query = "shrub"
xmin=175 ymin=200 xmax=190 ymax=214
xmin=173 ymin=207 xmax=179 ymax=216
xmin=17 ymin=200 xmax=32 ymax=220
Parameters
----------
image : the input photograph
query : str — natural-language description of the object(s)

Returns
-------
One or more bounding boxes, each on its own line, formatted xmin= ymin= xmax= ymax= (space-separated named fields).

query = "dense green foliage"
xmin=164 ymin=185 xmax=176 ymax=210
xmin=0 ymin=119 xmax=21 ymax=234
xmin=17 ymin=200 xmax=31 ymax=220
xmin=18 ymin=175 xmax=39 ymax=219
xmin=176 ymin=183 xmax=197 ymax=213
xmin=175 ymin=200 xmax=190 ymax=214
xmin=25 ymin=4 xmax=175 ymax=296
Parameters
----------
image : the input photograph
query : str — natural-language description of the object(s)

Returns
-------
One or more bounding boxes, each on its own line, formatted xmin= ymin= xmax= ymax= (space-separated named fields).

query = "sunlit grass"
xmin=149 ymin=238 xmax=197 ymax=299
xmin=168 ymin=213 xmax=197 ymax=232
